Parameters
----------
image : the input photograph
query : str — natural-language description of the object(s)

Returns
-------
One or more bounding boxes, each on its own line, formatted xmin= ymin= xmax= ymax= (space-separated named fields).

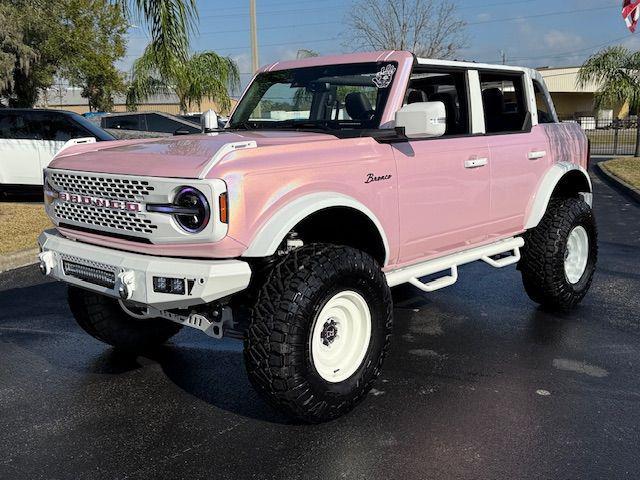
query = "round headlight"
xmin=173 ymin=187 xmax=210 ymax=233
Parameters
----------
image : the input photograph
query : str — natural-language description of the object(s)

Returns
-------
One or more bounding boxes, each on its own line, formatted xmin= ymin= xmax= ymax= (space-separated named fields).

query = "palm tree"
xmin=126 ymin=45 xmax=239 ymax=113
xmin=578 ymin=45 xmax=640 ymax=156
xmin=296 ymin=49 xmax=319 ymax=59
xmin=116 ymin=0 xmax=197 ymax=61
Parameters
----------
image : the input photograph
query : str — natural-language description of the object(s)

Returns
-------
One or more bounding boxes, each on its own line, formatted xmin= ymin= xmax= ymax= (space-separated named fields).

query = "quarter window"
xmin=480 ymin=72 xmax=529 ymax=133
xmin=533 ymin=80 xmax=555 ymax=124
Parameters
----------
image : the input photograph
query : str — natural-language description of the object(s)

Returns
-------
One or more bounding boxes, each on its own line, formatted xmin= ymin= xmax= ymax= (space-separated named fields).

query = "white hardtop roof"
xmin=415 ymin=57 xmax=546 ymax=85
xmin=416 ymin=57 xmax=536 ymax=76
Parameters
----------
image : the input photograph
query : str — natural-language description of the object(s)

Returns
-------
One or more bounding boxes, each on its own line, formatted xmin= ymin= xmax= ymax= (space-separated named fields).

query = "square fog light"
xmin=153 ymin=276 xmax=186 ymax=295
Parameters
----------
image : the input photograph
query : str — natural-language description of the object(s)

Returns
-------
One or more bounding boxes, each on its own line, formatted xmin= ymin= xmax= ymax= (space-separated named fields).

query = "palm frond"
xmin=114 ymin=0 xmax=197 ymax=60
xmin=127 ymin=46 xmax=239 ymax=113
xmin=180 ymin=52 xmax=239 ymax=111
xmin=578 ymin=46 xmax=640 ymax=110
xmin=126 ymin=44 xmax=172 ymax=109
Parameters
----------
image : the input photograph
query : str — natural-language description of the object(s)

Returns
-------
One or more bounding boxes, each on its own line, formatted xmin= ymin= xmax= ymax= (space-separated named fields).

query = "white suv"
xmin=0 ymin=109 xmax=114 ymax=191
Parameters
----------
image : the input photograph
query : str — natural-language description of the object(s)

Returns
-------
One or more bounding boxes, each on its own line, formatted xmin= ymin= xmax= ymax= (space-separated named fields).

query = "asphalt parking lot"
xmin=1 ymin=159 xmax=639 ymax=480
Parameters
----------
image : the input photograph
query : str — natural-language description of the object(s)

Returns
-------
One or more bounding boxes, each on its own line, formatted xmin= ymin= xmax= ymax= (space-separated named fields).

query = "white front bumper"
xmin=37 ymin=229 xmax=251 ymax=310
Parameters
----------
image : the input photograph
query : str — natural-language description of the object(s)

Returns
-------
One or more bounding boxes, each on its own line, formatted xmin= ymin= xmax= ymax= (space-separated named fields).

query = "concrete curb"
xmin=596 ymin=162 xmax=640 ymax=204
xmin=0 ymin=248 xmax=38 ymax=273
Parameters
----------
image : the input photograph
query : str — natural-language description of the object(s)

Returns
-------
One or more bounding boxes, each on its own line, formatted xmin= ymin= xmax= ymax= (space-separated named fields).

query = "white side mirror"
xmin=395 ymin=101 xmax=446 ymax=138
xmin=201 ymin=109 xmax=219 ymax=132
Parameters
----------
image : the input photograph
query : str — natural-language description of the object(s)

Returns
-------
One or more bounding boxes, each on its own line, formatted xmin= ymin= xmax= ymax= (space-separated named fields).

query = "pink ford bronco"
xmin=38 ymin=51 xmax=596 ymax=422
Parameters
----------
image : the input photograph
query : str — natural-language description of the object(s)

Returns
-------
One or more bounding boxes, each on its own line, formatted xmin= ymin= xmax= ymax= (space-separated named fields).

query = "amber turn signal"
xmin=219 ymin=192 xmax=228 ymax=223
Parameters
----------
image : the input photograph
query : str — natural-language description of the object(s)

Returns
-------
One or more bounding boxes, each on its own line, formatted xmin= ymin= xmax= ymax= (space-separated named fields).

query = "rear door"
xmin=479 ymin=71 xmax=551 ymax=237
xmin=0 ymin=111 xmax=41 ymax=186
xmin=394 ymin=67 xmax=492 ymax=265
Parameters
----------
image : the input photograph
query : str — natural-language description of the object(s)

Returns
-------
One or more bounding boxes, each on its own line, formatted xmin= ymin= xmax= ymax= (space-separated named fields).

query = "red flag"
xmin=623 ymin=0 xmax=640 ymax=32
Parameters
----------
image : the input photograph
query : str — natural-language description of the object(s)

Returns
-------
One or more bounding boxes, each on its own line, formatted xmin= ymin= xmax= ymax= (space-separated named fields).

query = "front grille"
xmin=59 ymin=223 xmax=152 ymax=243
xmin=55 ymin=202 xmax=158 ymax=234
xmin=50 ymin=172 xmax=155 ymax=201
xmin=63 ymin=260 xmax=116 ymax=288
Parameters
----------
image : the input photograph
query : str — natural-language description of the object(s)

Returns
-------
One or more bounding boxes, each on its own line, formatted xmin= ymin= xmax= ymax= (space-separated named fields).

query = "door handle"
xmin=528 ymin=150 xmax=546 ymax=160
xmin=464 ymin=157 xmax=488 ymax=169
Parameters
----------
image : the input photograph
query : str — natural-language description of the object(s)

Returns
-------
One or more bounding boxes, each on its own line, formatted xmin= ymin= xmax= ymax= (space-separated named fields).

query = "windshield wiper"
xmin=229 ymin=121 xmax=258 ymax=130
xmin=274 ymin=120 xmax=336 ymax=131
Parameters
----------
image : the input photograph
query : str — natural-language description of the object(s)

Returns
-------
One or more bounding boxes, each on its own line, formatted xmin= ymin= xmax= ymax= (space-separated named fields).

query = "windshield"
xmin=228 ymin=62 xmax=397 ymax=132
xmin=70 ymin=113 xmax=115 ymax=141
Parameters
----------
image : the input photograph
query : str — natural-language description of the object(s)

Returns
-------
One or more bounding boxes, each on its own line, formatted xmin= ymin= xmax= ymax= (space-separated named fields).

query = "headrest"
xmin=345 ymin=92 xmax=375 ymax=121
xmin=482 ymin=88 xmax=505 ymax=112
xmin=407 ymin=89 xmax=427 ymax=104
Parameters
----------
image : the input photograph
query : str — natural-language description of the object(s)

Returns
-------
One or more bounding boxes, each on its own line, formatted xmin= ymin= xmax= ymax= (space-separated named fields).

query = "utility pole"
xmin=250 ymin=0 xmax=259 ymax=73
xmin=500 ymin=50 xmax=507 ymax=65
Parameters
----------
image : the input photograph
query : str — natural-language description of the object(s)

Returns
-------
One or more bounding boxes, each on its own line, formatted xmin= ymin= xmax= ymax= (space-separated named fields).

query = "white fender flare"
xmin=242 ymin=192 xmax=390 ymax=265
xmin=524 ymin=162 xmax=592 ymax=229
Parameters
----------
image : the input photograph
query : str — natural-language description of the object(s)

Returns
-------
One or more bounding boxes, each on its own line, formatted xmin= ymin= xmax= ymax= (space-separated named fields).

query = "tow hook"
xmin=38 ymin=251 xmax=56 ymax=275
xmin=116 ymin=270 xmax=136 ymax=300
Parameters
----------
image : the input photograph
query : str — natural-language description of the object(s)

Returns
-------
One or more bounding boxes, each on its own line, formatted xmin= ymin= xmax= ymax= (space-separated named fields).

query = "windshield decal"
xmin=372 ymin=64 xmax=397 ymax=89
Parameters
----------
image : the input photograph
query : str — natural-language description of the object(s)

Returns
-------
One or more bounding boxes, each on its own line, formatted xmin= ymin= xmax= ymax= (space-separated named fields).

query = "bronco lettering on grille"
xmin=58 ymin=192 xmax=142 ymax=212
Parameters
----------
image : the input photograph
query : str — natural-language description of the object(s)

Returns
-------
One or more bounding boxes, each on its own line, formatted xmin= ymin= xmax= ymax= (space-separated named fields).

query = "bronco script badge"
xmin=365 ymin=173 xmax=392 ymax=184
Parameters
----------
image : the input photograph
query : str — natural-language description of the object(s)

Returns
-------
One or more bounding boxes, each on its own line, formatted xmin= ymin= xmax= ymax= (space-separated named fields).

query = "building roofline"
xmin=537 ymin=66 xmax=581 ymax=71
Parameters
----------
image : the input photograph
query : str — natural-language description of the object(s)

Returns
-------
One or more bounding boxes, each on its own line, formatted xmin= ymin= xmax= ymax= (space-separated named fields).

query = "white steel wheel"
xmin=564 ymin=226 xmax=589 ymax=284
xmin=310 ymin=290 xmax=372 ymax=383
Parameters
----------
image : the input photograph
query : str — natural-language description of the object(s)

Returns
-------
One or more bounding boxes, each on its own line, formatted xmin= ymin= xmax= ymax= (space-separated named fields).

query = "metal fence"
xmin=559 ymin=116 xmax=638 ymax=156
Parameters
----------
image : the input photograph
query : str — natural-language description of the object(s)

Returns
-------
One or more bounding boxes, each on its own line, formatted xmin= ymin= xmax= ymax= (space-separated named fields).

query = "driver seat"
xmin=345 ymin=92 xmax=375 ymax=121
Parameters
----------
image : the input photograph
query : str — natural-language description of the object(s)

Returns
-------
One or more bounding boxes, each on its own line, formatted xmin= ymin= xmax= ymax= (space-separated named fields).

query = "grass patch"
xmin=602 ymin=157 xmax=640 ymax=190
xmin=0 ymin=202 xmax=51 ymax=255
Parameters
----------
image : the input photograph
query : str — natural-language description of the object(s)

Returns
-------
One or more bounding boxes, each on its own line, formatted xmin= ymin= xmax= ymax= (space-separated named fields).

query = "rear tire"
xmin=244 ymin=244 xmax=393 ymax=423
xmin=519 ymin=197 xmax=597 ymax=311
xmin=68 ymin=286 xmax=182 ymax=350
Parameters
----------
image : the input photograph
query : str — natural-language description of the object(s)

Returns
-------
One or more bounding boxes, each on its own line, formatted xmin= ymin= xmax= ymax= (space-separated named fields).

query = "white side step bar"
xmin=386 ymin=237 xmax=524 ymax=293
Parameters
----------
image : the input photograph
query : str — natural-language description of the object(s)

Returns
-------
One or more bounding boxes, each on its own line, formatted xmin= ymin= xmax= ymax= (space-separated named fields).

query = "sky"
xmin=121 ymin=0 xmax=640 ymax=91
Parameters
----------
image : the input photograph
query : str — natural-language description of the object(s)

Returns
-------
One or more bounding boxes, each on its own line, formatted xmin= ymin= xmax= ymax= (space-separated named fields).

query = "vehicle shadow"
xmin=88 ymin=344 xmax=295 ymax=425
xmin=1 ymin=190 xmax=43 ymax=203
xmin=155 ymin=345 xmax=295 ymax=424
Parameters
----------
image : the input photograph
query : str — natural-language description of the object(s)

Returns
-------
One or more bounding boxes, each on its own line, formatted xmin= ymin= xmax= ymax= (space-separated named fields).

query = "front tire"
xmin=244 ymin=244 xmax=393 ymax=423
xmin=68 ymin=286 xmax=182 ymax=350
xmin=519 ymin=196 xmax=597 ymax=311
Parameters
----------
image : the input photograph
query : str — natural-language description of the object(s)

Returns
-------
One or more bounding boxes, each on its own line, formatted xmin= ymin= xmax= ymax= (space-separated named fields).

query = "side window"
xmin=404 ymin=69 xmax=470 ymax=136
xmin=480 ymin=72 xmax=528 ymax=133
xmin=38 ymin=113 xmax=90 ymax=141
xmin=145 ymin=113 xmax=199 ymax=133
xmin=103 ymin=115 xmax=141 ymax=130
xmin=533 ymin=80 xmax=555 ymax=124
xmin=0 ymin=113 xmax=33 ymax=139
xmin=146 ymin=113 xmax=176 ymax=133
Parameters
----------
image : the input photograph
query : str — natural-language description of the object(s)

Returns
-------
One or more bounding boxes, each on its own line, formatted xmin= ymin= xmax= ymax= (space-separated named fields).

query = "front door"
xmin=394 ymin=67 xmax=491 ymax=266
xmin=0 ymin=111 xmax=41 ymax=185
